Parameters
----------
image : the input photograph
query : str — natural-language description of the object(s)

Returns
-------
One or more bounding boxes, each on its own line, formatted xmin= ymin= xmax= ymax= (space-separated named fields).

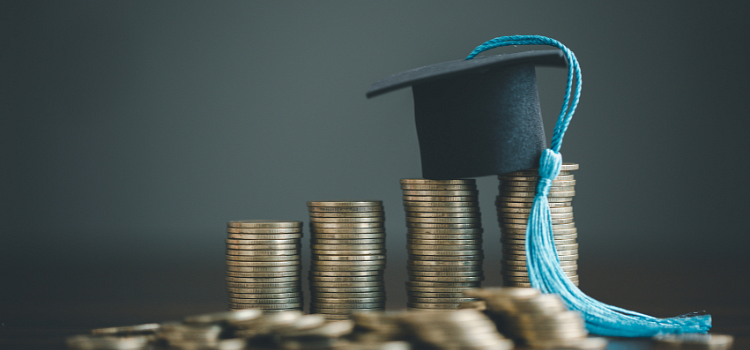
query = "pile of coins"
xmin=400 ymin=309 xmax=514 ymax=350
xmin=401 ymin=179 xmax=483 ymax=310
xmin=464 ymin=287 xmax=607 ymax=349
xmin=496 ymin=163 xmax=580 ymax=287
xmin=307 ymin=201 xmax=387 ymax=320
xmin=225 ymin=220 xmax=303 ymax=312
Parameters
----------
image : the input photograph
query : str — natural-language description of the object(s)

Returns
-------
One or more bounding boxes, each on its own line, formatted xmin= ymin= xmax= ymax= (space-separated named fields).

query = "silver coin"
xmin=407 ymin=212 xmax=480 ymax=218
xmin=496 ymin=201 xmax=571 ymax=208
xmin=498 ymin=196 xmax=574 ymax=202
xmin=226 ymin=287 xmax=300 ymax=294
xmin=309 ymin=276 xmax=383 ymax=282
xmin=408 ymin=260 xmax=482 ymax=266
xmin=500 ymin=179 xmax=576 ymax=187
xmin=310 ymin=270 xmax=383 ymax=277
xmin=226 ymin=271 xmax=300 ymax=278
xmin=226 ymin=265 xmax=300 ymax=272
xmin=502 ymin=259 xmax=577 ymax=266
xmin=308 ymin=206 xmax=384 ymax=213
xmin=406 ymin=217 xmax=482 ymax=224
xmin=310 ymin=217 xmax=384 ymax=223
xmin=406 ymin=303 xmax=460 ymax=309
xmin=406 ymin=281 xmax=480 ymax=287
xmin=227 ymin=233 xmax=303 ymax=240
xmin=227 ymin=220 xmax=302 ymax=228
xmin=502 ymin=264 xmax=577 ymax=272
xmin=307 ymin=200 xmax=382 ymax=207
xmin=407 ymin=239 xmax=482 ymax=245
xmin=226 ymin=249 xmax=299 ymax=256
xmin=409 ymin=254 xmax=484 ymax=261
xmin=407 ymin=286 xmax=479 ymax=293
xmin=502 ymin=227 xmax=577 ymax=235
xmin=407 ymin=292 xmax=469 ymax=298
xmin=401 ymin=184 xmax=477 ymax=190
xmin=311 ymin=292 xmax=385 ymax=298
xmin=407 ymin=244 xmax=482 ymax=250
xmin=228 ymin=292 xmax=301 ymax=299
xmin=310 ymin=265 xmax=385 ymax=272
xmin=225 ymin=260 xmax=300 ymax=267
xmin=408 ymin=228 xmax=483 ymax=234
xmin=227 ymin=227 xmax=303 ymax=234
xmin=500 ymin=185 xmax=575 ymax=192
xmin=226 ymin=281 xmax=299 ymax=288
xmin=502 ymin=238 xmax=576 ymax=246
xmin=312 ymin=303 xmax=384 ymax=309
xmin=313 ymin=255 xmax=385 ymax=261
xmin=311 ymin=228 xmax=386 ymax=234
xmin=225 ymin=276 xmax=300 ymax=283
xmin=311 ymin=297 xmax=385 ymax=304
xmin=407 ymin=234 xmax=482 ymax=240
xmin=312 ymin=249 xmax=386 ymax=256
xmin=405 ymin=205 xmax=480 ymax=212
xmin=312 ymin=238 xmax=385 ymax=244
xmin=407 ymin=265 xmax=481 ymax=272
xmin=226 ymin=244 xmax=300 ymax=250
xmin=408 ymin=250 xmax=482 ymax=256
xmin=308 ymin=211 xmax=384 ymax=217
xmin=409 ymin=276 xmax=484 ymax=282
xmin=311 ymin=287 xmax=385 ymax=293
xmin=403 ymin=201 xmax=478 ymax=207
xmin=311 ymin=222 xmax=384 ymax=228
xmin=408 ymin=297 xmax=477 ymax=303
xmin=502 ymin=270 xmax=577 ymax=277
xmin=402 ymin=190 xmax=479 ymax=196
xmin=225 ymin=254 xmax=300 ymax=261
xmin=407 ymin=223 xmax=481 ymax=229
xmin=311 ymin=260 xmax=385 ymax=266
xmin=225 ymin=239 xmax=299 ymax=245
xmin=502 ymin=232 xmax=577 ymax=240
xmin=502 ymin=222 xmax=575 ymax=229
xmin=400 ymin=179 xmax=476 ymax=185
xmin=311 ymin=244 xmax=385 ymax=250
xmin=312 ymin=281 xmax=384 ymax=287
xmin=229 ymin=303 xmax=301 ymax=309
xmin=227 ymin=297 xmax=302 ymax=304
xmin=408 ymin=271 xmax=483 ymax=277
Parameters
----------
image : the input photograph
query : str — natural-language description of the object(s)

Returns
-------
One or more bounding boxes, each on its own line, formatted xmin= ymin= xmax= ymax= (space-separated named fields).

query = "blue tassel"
xmin=468 ymin=35 xmax=712 ymax=337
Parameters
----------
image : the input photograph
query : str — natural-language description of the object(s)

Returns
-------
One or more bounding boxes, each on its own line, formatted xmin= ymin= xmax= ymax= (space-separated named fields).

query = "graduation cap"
xmin=366 ymin=49 xmax=567 ymax=179
xmin=366 ymin=35 xmax=711 ymax=336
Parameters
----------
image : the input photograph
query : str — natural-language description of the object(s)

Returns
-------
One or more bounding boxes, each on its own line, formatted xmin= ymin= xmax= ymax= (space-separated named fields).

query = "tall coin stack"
xmin=226 ymin=220 xmax=303 ymax=312
xmin=401 ymin=179 xmax=484 ymax=311
xmin=307 ymin=201 xmax=386 ymax=320
xmin=496 ymin=163 xmax=580 ymax=287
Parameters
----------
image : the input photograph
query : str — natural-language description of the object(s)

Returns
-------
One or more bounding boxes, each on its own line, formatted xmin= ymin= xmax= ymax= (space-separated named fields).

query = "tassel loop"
xmin=536 ymin=149 xmax=562 ymax=197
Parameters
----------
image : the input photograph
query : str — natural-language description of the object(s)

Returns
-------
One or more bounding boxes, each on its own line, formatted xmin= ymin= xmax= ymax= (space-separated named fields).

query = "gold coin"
xmin=400 ymin=179 xmax=476 ymax=185
xmin=308 ymin=211 xmax=384 ymax=217
xmin=227 ymin=233 xmax=303 ymax=240
xmin=402 ymin=190 xmax=479 ymax=196
xmin=307 ymin=200 xmax=382 ymax=207
xmin=401 ymin=184 xmax=477 ymax=190
xmin=499 ymin=174 xmax=574 ymax=182
xmin=227 ymin=227 xmax=302 ymax=234
xmin=309 ymin=217 xmax=384 ymax=223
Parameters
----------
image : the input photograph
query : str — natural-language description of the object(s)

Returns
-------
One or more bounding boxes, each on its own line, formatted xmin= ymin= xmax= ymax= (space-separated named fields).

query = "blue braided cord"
xmin=467 ymin=35 xmax=711 ymax=337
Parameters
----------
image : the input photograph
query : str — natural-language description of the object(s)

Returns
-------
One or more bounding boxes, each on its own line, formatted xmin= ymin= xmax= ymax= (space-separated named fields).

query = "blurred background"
xmin=2 ymin=0 xmax=750 ymax=332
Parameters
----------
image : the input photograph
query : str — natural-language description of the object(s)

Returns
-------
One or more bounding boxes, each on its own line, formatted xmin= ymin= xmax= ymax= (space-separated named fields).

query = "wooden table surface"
xmin=1 ymin=256 xmax=748 ymax=349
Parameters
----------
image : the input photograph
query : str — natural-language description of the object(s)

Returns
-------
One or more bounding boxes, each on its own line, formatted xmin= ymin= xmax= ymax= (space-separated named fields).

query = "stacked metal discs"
xmin=496 ymin=163 xmax=580 ymax=287
xmin=307 ymin=201 xmax=386 ymax=320
xmin=401 ymin=179 xmax=483 ymax=310
xmin=225 ymin=220 xmax=303 ymax=312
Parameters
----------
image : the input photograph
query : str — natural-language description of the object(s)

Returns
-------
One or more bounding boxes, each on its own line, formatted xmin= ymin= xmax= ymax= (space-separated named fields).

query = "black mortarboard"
xmin=367 ymin=50 xmax=567 ymax=179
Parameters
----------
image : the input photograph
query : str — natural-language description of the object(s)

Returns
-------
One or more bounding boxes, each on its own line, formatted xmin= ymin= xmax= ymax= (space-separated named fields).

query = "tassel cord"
xmin=467 ymin=35 xmax=711 ymax=336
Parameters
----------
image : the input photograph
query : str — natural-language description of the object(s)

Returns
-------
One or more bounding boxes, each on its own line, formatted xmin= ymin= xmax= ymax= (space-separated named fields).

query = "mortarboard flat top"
xmin=367 ymin=50 xmax=567 ymax=179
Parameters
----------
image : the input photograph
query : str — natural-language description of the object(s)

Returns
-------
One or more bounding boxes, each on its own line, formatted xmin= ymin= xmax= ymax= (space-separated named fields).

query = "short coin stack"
xmin=400 ymin=309 xmax=514 ymax=350
xmin=225 ymin=220 xmax=303 ymax=312
xmin=465 ymin=287 xmax=607 ymax=349
xmin=496 ymin=163 xmax=580 ymax=287
xmin=401 ymin=179 xmax=483 ymax=311
xmin=307 ymin=201 xmax=386 ymax=320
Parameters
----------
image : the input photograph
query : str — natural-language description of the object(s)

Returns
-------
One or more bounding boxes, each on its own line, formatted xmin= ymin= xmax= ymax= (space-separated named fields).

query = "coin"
xmin=406 ymin=234 xmax=482 ymax=240
xmin=225 ymin=260 xmax=300 ymax=267
xmin=311 ymin=266 xmax=385 ymax=272
xmin=402 ymin=190 xmax=479 ymax=196
xmin=409 ymin=297 xmax=477 ymax=303
xmin=408 ymin=228 xmax=483 ymax=234
xmin=410 ymin=254 xmax=484 ymax=261
xmin=407 ymin=281 xmax=481 ymax=287
xmin=225 ymin=254 xmax=301 ymax=261
xmin=409 ymin=276 xmax=484 ymax=282
xmin=408 ymin=250 xmax=482 ymax=256
xmin=226 ymin=244 xmax=300 ymax=250
xmin=496 ymin=201 xmax=571 ymax=208
xmin=501 ymin=180 xmax=576 ymax=187
xmin=407 ymin=265 xmax=480 ymax=271
xmin=408 ymin=271 xmax=484 ymax=277
xmin=407 ymin=292 xmax=469 ymax=298
xmin=404 ymin=195 xmax=478 ymax=202
xmin=312 ymin=249 xmax=386 ymax=256
xmin=311 ymin=292 xmax=385 ymax=298
xmin=228 ymin=292 xmax=300 ymax=299
xmin=225 ymin=276 xmax=300 ymax=283
xmin=311 ymin=222 xmax=384 ymax=228
xmin=311 ymin=244 xmax=385 ymax=250
xmin=408 ymin=260 xmax=482 ymax=266
xmin=407 ymin=239 xmax=481 ymax=245
xmin=228 ymin=220 xmax=302 ymax=228
xmin=503 ymin=254 xmax=579 ymax=261
xmin=406 ymin=217 xmax=482 ymax=224
xmin=502 ymin=228 xmax=577 ymax=235
xmin=226 ymin=233 xmax=303 ymax=240
xmin=502 ymin=238 xmax=576 ymax=246
xmin=310 ymin=217 xmax=384 ymax=222
xmin=313 ymin=255 xmax=385 ymax=261
xmin=403 ymin=201 xmax=478 ymax=207
xmin=311 ymin=260 xmax=385 ymax=266
xmin=308 ymin=211 xmax=384 ymax=217
xmin=229 ymin=302 xmax=302 ymax=309
xmin=307 ymin=206 xmax=384 ymax=213
xmin=407 ymin=211 xmax=480 ymax=218
xmin=310 ymin=270 xmax=383 ymax=277
xmin=226 ymin=265 xmax=300 ymax=272
xmin=311 ymin=287 xmax=384 ymax=293
xmin=405 ymin=303 xmax=460 ymax=309
xmin=401 ymin=184 xmax=477 ymax=190
xmin=400 ymin=179 xmax=476 ymax=185
xmin=309 ymin=275 xmax=383 ymax=282
xmin=226 ymin=227 xmax=302 ymax=234
xmin=502 ymin=259 xmax=576 ymax=266
xmin=405 ymin=206 xmax=480 ymax=212
xmin=311 ymin=228 xmax=385 ymax=234
xmin=498 ymin=206 xmax=573 ymax=214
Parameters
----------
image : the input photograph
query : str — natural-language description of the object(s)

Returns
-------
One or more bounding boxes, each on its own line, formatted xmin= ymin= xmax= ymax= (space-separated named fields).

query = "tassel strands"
xmin=468 ymin=35 xmax=711 ymax=336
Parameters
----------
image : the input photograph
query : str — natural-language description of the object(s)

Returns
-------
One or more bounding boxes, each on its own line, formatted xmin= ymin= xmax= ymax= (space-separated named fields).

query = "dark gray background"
xmin=2 ymin=1 xmax=750 ymax=328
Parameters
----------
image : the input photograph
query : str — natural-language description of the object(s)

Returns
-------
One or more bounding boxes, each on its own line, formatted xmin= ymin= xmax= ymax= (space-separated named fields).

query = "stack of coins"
xmin=465 ymin=287 xmax=607 ymax=349
xmin=496 ymin=163 xmax=579 ymax=287
xmin=401 ymin=179 xmax=483 ymax=311
xmin=307 ymin=201 xmax=386 ymax=320
xmin=400 ymin=309 xmax=514 ymax=350
xmin=225 ymin=220 xmax=303 ymax=312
